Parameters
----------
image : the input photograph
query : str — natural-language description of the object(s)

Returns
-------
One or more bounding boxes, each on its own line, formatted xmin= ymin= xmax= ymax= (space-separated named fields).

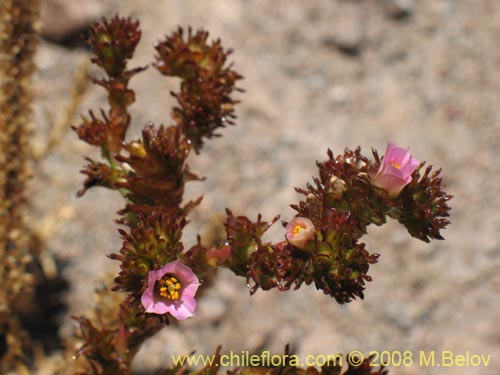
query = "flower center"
xmin=390 ymin=161 xmax=401 ymax=169
xmin=292 ymin=224 xmax=305 ymax=236
xmin=157 ymin=275 xmax=182 ymax=300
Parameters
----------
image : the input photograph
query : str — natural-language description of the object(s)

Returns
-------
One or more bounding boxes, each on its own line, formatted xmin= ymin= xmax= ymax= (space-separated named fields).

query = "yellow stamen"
xmin=390 ymin=161 xmax=401 ymax=169
xmin=293 ymin=225 xmax=305 ymax=236
xmin=158 ymin=275 xmax=182 ymax=300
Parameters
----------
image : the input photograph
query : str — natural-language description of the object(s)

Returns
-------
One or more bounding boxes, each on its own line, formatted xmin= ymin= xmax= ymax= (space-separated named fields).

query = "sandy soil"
xmin=32 ymin=1 xmax=500 ymax=374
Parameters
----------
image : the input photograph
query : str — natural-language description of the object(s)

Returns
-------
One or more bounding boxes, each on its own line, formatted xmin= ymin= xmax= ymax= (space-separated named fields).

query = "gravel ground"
xmin=32 ymin=1 xmax=500 ymax=374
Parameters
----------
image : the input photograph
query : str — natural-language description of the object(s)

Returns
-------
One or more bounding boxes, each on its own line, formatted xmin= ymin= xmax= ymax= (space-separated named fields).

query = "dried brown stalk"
xmin=0 ymin=0 xmax=39 ymax=371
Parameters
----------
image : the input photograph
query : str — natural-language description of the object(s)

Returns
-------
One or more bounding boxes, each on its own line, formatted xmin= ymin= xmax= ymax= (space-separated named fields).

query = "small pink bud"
xmin=285 ymin=217 xmax=315 ymax=249
xmin=141 ymin=260 xmax=200 ymax=320
xmin=205 ymin=245 xmax=232 ymax=266
xmin=372 ymin=142 xmax=420 ymax=197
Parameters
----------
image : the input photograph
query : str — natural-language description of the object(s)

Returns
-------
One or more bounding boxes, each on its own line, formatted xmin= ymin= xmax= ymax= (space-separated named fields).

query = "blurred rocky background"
xmin=31 ymin=0 xmax=499 ymax=374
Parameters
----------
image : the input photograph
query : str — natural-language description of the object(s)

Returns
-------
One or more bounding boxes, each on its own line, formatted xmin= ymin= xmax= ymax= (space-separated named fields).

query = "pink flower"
xmin=141 ymin=260 xmax=200 ymax=320
xmin=372 ymin=142 xmax=420 ymax=197
xmin=285 ymin=216 xmax=315 ymax=249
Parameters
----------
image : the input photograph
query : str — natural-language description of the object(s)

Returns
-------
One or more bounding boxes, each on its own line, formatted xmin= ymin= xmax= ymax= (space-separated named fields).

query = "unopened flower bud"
xmin=329 ymin=175 xmax=347 ymax=198
xmin=128 ymin=141 xmax=147 ymax=157
xmin=205 ymin=245 xmax=232 ymax=266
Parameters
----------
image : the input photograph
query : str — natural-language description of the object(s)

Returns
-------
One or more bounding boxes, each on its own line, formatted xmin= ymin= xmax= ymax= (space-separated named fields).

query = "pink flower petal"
xmin=179 ymin=294 xmax=197 ymax=312
xmin=169 ymin=262 xmax=194 ymax=283
xmin=168 ymin=300 xmax=195 ymax=320
xmin=141 ymin=287 xmax=154 ymax=311
xmin=373 ymin=142 xmax=420 ymax=196
xmin=145 ymin=299 xmax=171 ymax=314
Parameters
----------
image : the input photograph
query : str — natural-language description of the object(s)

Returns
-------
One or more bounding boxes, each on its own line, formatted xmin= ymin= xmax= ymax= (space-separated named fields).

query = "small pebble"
xmin=384 ymin=0 xmax=415 ymax=20
xmin=322 ymin=2 xmax=365 ymax=55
